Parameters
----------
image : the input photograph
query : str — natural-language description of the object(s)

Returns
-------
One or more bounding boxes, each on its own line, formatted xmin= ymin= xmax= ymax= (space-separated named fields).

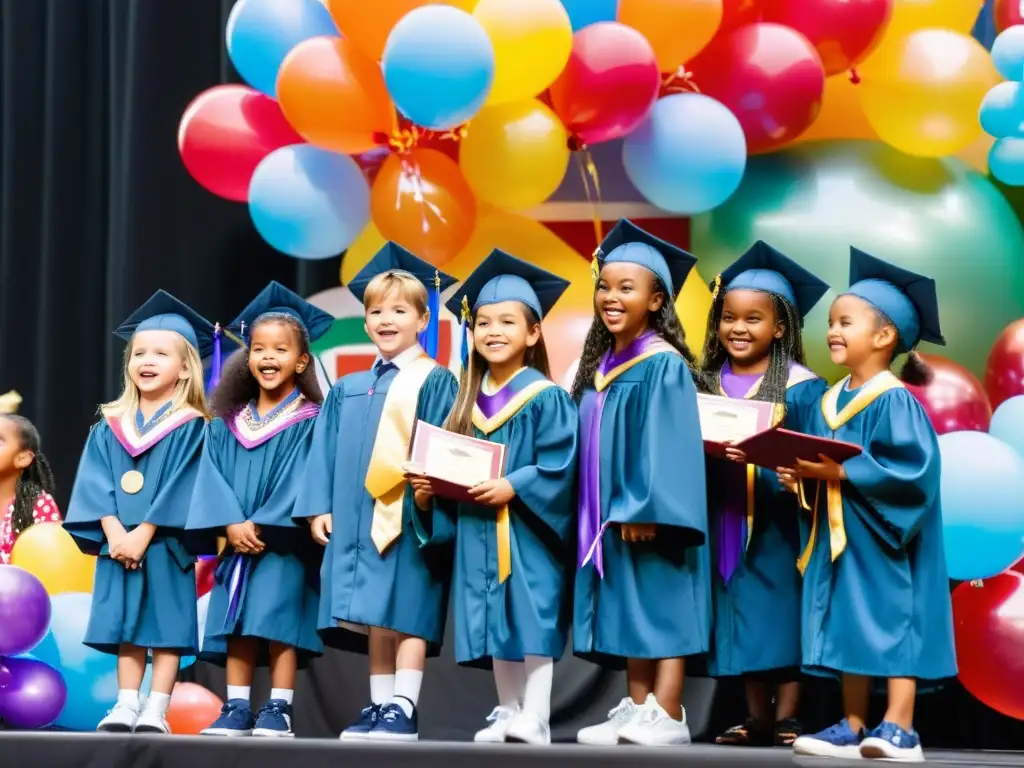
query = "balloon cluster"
xmin=981 ymin=26 xmax=1024 ymax=185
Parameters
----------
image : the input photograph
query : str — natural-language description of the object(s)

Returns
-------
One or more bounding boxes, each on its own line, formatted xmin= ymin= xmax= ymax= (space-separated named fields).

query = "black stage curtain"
xmin=1 ymin=0 xmax=1022 ymax=749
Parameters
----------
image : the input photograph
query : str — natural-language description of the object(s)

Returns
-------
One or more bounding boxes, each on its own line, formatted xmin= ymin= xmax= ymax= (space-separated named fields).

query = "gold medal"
xmin=120 ymin=470 xmax=144 ymax=494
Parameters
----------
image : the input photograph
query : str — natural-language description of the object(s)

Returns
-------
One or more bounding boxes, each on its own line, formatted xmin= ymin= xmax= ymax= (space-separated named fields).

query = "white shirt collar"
xmin=375 ymin=344 xmax=424 ymax=371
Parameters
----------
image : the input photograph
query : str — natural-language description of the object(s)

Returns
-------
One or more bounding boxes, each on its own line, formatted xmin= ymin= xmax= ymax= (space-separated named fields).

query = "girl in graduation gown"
xmin=694 ymin=243 xmax=830 ymax=748
xmin=783 ymin=248 xmax=956 ymax=762
xmin=63 ymin=291 xmax=215 ymax=735
xmin=0 ymin=414 xmax=61 ymax=565
xmin=295 ymin=244 xmax=458 ymax=743
xmin=571 ymin=219 xmax=709 ymax=748
xmin=412 ymin=249 xmax=577 ymax=746
xmin=187 ymin=282 xmax=332 ymax=738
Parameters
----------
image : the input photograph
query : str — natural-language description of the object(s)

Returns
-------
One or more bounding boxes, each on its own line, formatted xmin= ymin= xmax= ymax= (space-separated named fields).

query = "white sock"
xmin=370 ymin=674 xmax=395 ymax=705
xmin=493 ymin=659 xmax=525 ymax=711
xmin=270 ymin=688 xmax=294 ymax=705
xmin=226 ymin=685 xmax=251 ymax=703
xmin=117 ymin=689 xmax=140 ymax=711
xmin=392 ymin=669 xmax=423 ymax=717
xmin=522 ymin=656 xmax=553 ymax=723
xmin=145 ymin=692 xmax=172 ymax=717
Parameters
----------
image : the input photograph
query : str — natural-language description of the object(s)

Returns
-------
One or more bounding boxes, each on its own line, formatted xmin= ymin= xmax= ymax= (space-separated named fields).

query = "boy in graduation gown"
xmin=782 ymin=249 xmax=956 ymax=762
xmin=64 ymin=291 xmax=215 ymax=734
xmin=295 ymin=244 xmax=458 ymax=743
xmin=187 ymin=282 xmax=332 ymax=737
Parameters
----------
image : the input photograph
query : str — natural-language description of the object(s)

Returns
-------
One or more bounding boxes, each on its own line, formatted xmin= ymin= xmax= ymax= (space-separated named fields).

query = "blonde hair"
xmin=361 ymin=270 xmax=429 ymax=316
xmin=101 ymin=333 xmax=211 ymax=421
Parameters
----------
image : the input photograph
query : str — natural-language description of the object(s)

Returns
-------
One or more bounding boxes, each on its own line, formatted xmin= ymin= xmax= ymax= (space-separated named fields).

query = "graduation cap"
xmin=231 ymin=281 xmax=334 ymax=344
xmin=716 ymin=241 xmax=831 ymax=322
xmin=844 ymin=247 xmax=945 ymax=353
xmin=594 ymin=219 xmax=697 ymax=298
xmin=114 ymin=289 xmax=217 ymax=359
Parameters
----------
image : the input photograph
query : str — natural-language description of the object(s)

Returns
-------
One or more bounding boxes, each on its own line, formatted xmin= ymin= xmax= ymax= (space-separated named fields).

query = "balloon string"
xmin=849 ymin=68 xmax=861 ymax=85
xmin=575 ymin=150 xmax=604 ymax=247
xmin=386 ymin=124 xmax=468 ymax=155
xmin=662 ymin=66 xmax=701 ymax=95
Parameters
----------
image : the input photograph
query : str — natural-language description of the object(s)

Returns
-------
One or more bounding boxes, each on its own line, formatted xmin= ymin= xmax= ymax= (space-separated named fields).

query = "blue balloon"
xmin=990 ymin=395 xmax=1024 ymax=459
xmin=992 ymin=25 xmax=1024 ymax=81
xmin=990 ymin=137 xmax=1024 ymax=186
xmin=980 ymin=82 xmax=1024 ymax=139
xmin=939 ymin=431 xmax=1024 ymax=581
xmin=560 ymin=0 xmax=617 ymax=31
xmin=248 ymin=145 xmax=370 ymax=260
xmin=226 ymin=0 xmax=339 ymax=98
xmin=382 ymin=5 xmax=494 ymax=131
xmin=622 ymin=93 xmax=747 ymax=215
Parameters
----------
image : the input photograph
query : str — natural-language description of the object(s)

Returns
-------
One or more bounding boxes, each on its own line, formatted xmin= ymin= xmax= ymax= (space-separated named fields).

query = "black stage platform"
xmin=1 ymin=733 xmax=1023 ymax=768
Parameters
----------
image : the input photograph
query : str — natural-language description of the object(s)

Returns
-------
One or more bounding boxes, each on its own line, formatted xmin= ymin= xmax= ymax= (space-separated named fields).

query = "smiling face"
xmin=127 ymin=330 xmax=190 ymax=401
xmin=473 ymin=301 xmax=540 ymax=368
xmin=364 ymin=287 xmax=429 ymax=359
xmin=827 ymin=294 xmax=898 ymax=368
xmin=248 ymin=318 xmax=308 ymax=395
xmin=595 ymin=262 xmax=664 ymax=342
xmin=719 ymin=289 xmax=783 ymax=368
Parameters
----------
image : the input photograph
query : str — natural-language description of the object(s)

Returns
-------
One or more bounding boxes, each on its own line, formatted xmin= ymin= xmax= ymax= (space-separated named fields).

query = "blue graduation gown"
xmin=574 ymin=351 xmax=711 ymax=668
xmin=797 ymin=374 xmax=957 ymax=680
xmin=64 ymin=411 xmax=205 ymax=655
xmin=186 ymin=398 xmax=323 ymax=667
xmin=443 ymin=368 xmax=579 ymax=668
xmin=295 ymin=365 xmax=457 ymax=655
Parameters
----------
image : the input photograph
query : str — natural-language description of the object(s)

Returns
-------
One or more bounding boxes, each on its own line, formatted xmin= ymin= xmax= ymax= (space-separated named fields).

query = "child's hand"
xmin=226 ymin=521 xmax=264 ymax=555
xmin=776 ymin=468 xmax=799 ymax=494
xmin=469 ymin=478 xmax=516 ymax=507
xmin=793 ymin=455 xmax=845 ymax=482
xmin=310 ymin=514 xmax=332 ymax=546
xmin=724 ymin=445 xmax=747 ymax=464
xmin=621 ymin=523 xmax=656 ymax=542
xmin=407 ymin=474 xmax=436 ymax=512
xmin=115 ymin=526 xmax=155 ymax=568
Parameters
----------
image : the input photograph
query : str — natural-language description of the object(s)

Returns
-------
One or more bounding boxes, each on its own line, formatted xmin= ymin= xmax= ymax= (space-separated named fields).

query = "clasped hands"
xmin=226 ymin=520 xmax=265 ymax=555
xmin=106 ymin=520 xmax=154 ymax=570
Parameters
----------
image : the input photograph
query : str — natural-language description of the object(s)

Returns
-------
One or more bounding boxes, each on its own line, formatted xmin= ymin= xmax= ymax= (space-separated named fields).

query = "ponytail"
xmin=900 ymin=350 xmax=934 ymax=386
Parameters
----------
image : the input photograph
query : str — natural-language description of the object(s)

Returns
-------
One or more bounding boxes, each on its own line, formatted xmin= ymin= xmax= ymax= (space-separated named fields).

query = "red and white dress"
xmin=0 ymin=492 xmax=62 ymax=564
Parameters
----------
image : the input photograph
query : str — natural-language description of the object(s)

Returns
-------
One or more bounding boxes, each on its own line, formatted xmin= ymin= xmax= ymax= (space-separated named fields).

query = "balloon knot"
xmin=567 ymin=136 xmax=584 ymax=152
xmin=388 ymin=127 xmax=420 ymax=155
xmin=661 ymin=67 xmax=701 ymax=96
xmin=849 ymin=68 xmax=861 ymax=85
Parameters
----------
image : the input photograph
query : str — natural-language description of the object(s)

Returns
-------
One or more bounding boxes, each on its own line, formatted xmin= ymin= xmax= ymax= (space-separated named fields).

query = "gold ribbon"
xmin=574 ymin=149 xmax=604 ymax=248
xmin=796 ymin=480 xmax=847 ymax=575
xmin=745 ymin=465 xmax=756 ymax=551
xmin=496 ymin=505 xmax=511 ymax=584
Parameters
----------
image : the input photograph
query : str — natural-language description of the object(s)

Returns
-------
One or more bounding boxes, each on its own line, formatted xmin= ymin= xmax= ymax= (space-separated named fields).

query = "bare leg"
xmin=150 ymin=650 xmax=181 ymax=695
xmin=883 ymin=678 xmax=916 ymax=731
xmin=653 ymin=657 xmax=684 ymax=720
xmin=626 ymin=658 xmax=656 ymax=706
xmin=268 ymin=642 xmax=297 ymax=690
xmin=117 ymin=643 xmax=148 ymax=692
xmin=226 ymin=636 xmax=258 ymax=688
xmin=745 ymin=679 xmax=771 ymax=725
xmin=774 ymin=680 xmax=800 ymax=721
xmin=841 ymin=673 xmax=871 ymax=734
xmin=368 ymin=627 xmax=397 ymax=704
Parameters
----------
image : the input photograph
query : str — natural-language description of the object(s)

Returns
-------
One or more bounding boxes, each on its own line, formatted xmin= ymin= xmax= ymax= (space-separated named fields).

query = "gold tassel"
xmin=590 ymin=254 xmax=600 ymax=284
xmin=461 ymin=294 xmax=471 ymax=323
xmin=711 ymin=274 xmax=722 ymax=301
xmin=434 ymin=269 xmax=441 ymax=291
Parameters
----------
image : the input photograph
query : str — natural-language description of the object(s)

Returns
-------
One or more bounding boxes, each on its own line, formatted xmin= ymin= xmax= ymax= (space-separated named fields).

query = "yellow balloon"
xmin=884 ymin=0 xmax=984 ymax=39
xmin=858 ymin=29 xmax=999 ymax=158
xmin=11 ymin=523 xmax=95 ymax=595
xmin=675 ymin=267 xmax=713 ymax=361
xmin=340 ymin=220 xmax=388 ymax=285
xmin=460 ymin=100 xmax=570 ymax=211
xmin=474 ymin=0 xmax=573 ymax=106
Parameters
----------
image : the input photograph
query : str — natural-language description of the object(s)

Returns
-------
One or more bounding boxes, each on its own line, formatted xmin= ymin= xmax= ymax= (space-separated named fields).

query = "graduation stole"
xmin=473 ymin=368 xmax=555 ymax=585
xmin=796 ymin=370 xmax=903 ymax=575
xmin=365 ymin=355 xmax=438 ymax=554
xmin=105 ymin=405 xmax=202 ymax=460
xmin=227 ymin=393 xmax=319 ymax=450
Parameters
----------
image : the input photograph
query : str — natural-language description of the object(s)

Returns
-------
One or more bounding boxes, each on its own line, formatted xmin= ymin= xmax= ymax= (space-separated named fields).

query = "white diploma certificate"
xmin=697 ymin=394 xmax=772 ymax=444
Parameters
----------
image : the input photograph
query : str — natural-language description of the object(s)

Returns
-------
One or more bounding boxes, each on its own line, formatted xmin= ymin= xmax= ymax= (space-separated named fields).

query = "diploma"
xmin=698 ymin=394 xmax=776 ymax=453
xmin=408 ymin=421 xmax=507 ymax=504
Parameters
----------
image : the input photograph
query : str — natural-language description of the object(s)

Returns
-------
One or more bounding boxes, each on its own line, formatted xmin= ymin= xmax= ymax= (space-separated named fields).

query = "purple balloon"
xmin=0 ymin=567 xmax=51 ymax=656
xmin=0 ymin=656 xmax=67 ymax=728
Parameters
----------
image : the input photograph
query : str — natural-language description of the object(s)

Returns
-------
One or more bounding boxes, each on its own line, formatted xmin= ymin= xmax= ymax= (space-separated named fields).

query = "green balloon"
xmin=691 ymin=140 xmax=1024 ymax=382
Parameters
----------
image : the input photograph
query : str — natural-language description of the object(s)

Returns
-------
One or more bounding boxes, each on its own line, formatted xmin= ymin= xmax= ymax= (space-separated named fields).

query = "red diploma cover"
xmin=407 ymin=421 xmax=507 ymax=504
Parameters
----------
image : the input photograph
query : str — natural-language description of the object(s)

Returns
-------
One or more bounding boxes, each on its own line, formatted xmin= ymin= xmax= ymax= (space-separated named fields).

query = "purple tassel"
xmin=209 ymin=323 xmax=223 ymax=392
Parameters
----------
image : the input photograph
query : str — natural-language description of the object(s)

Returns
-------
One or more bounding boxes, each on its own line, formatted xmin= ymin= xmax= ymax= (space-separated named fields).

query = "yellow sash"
xmin=796 ymin=371 xmax=903 ymax=575
xmin=365 ymin=355 xmax=438 ymax=554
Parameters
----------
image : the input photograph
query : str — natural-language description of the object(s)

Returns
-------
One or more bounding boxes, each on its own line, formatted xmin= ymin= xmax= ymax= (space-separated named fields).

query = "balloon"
xmin=952 ymin=572 xmax=1024 ymax=720
xmin=277 ymin=37 xmax=394 ymax=155
xmin=225 ymin=0 xmax=339 ymax=98
xmin=720 ymin=0 xmax=765 ymax=31
xmin=166 ymin=683 xmax=224 ymax=736
xmin=990 ymin=395 xmax=1024 ymax=458
xmin=990 ymin=137 xmax=1024 ymax=186
xmin=857 ymin=30 xmax=999 ymax=158
xmin=904 ymin=354 xmax=992 ymax=434
xmin=370 ymin=149 xmax=476 ymax=266
xmin=788 ymin=75 xmax=876 ymax=146
xmin=687 ymin=24 xmax=826 ymax=155
xmin=622 ymin=93 xmax=747 ymax=215
xmin=986 ymin=318 xmax=1024 ymax=409
xmin=474 ymin=0 xmax=572 ymax=106
xmin=177 ymin=85 xmax=303 ymax=203
xmin=0 ymin=656 xmax=67 ymax=729
xmin=677 ymin=268 xmax=715 ymax=357
xmin=248 ymin=145 xmax=370 ymax=260
xmin=459 ymin=100 xmax=569 ymax=210
xmin=560 ymin=0 xmax=617 ymax=31
xmin=939 ymin=430 xmax=1024 ymax=581
xmin=690 ymin=141 xmax=1024 ymax=382
xmin=548 ymin=22 xmax=662 ymax=147
xmin=995 ymin=0 xmax=1024 ymax=34
xmin=992 ymin=26 xmax=1024 ymax=82
xmin=542 ymin=308 xmax=596 ymax=388
xmin=326 ymin=0 xmax=478 ymax=62
xmin=885 ymin=0 xmax=983 ymax=39
xmin=10 ymin=523 xmax=95 ymax=596
xmin=0 ymin=566 xmax=50 ymax=656
xmin=196 ymin=556 xmax=216 ymax=599
xmin=760 ymin=0 xmax=892 ymax=75
xmin=980 ymin=82 xmax=1024 ymax=140
xmin=617 ymin=0 xmax=723 ymax=73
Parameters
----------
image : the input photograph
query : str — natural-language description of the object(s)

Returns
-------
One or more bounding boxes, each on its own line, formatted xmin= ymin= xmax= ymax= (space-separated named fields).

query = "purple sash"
xmin=476 ymin=382 xmax=519 ymax=419
xmin=224 ymin=553 xmax=253 ymax=626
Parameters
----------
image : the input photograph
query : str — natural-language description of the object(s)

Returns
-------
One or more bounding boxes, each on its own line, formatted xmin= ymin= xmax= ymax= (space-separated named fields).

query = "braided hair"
xmin=0 ymin=415 xmax=56 ymax=536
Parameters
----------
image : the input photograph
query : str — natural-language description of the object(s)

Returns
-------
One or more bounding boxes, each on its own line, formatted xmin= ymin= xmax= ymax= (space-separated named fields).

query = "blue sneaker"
xmin=252 ymin=699 xmax=294 ymax=738
xmin=340 ymin=703 xmax=380 ymax=742
xmin=860 ymin=721 xmax=924 ymax=762
xmin=366 ymin=697 xmax=419 ymax=742
xmin=792 ymin=718 xmax=864 ymax=759
xmin=201 ymin=698 xmax=255 ymax=737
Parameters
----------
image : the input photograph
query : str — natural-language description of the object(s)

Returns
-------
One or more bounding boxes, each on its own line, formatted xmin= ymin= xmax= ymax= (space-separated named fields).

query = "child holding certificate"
xmin=695 ymin=243 xmax=829 ymax=748
xmin=571 ymin=219 xmax=709 ymax=748
xmin=415 ymin=250 xmax=578 ymax=746
xmin=295 ymin=244 xmax=459 ymax=743
xmin=782 ymin=248 xmax=955 ymax=762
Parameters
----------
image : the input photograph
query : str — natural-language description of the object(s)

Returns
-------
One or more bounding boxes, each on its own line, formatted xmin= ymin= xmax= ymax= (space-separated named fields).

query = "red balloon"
xmin=720 ymin=0 xmax=765 ymax=32
xmin=195 ymin=557 xmax=216 ymax=599
xmin=687 ymin=23 xmax=825 ymax=154
xmin=760 ymin=0 xmax=892 ymax=75
xmin=985 ymin=318 xmax=1024 ymax=410
xmin=178 ymin=85 xmax=303 ymax=203
xmin=549 ymin=22 xmax=661 ymax=147
xmin=952 ymin=572 xmax=1024 ymax=720
xmin=994 ymin=0 xmax=1024 ymax=33
xmin=905 ymin=353 xmax=992 ymax=434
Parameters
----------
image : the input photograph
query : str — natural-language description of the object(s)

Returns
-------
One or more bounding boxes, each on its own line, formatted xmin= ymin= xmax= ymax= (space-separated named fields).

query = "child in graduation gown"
xmin=412 ymin=250 xmax=577 ymax=746
xmin=295 ymin=243 xmax=459 ymax=743
xmin=782 ymin=249 xmax=956 ymax=762
xmin=0 ymin=414 xmax=61 ymax=565
xmin=64 ymin=291 xmax=215 ymax=734
xmin=187 ymin=282 xmax=332 ymax=738
xmin=694 ymin=243 xmax=829 ymax=748
xmin=572 ymin=219 xmax=710 ymax=748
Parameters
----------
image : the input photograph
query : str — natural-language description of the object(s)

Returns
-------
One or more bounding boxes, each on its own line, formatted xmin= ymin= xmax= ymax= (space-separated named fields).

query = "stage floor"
xmin=1 ymin=733 xmax=1023 ymax=768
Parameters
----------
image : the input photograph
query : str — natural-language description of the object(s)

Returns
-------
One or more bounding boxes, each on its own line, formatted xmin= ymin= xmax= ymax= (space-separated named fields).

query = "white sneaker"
xmin=617 ymin=694 xmax=691 ymax=747
xmin=505 ymin=710 xmax=551 ymax=746
xmin=474 ymin=706 xmax=518 ymax=743
xmin=97 ymin=702 xmax=139 ymax=733
xmin=134 ymin=703 xmax=171 ymax=735
xmin=576 ymin=697 xmax=642 ymax=746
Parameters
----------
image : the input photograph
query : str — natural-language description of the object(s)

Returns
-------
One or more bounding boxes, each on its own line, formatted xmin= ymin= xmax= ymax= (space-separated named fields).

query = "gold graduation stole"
xmin=796 ymin=371 xmax=904 ymax=575
xmin=593 ymin=340 xmax=680 ymax=392
xmin=365 ymin=355 xmax=438 ymax=554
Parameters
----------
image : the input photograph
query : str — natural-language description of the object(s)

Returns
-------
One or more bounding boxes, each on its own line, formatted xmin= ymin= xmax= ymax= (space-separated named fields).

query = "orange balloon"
xmin=788 ymin=74 xmax=877 ymax=145
xmin=277 ymin=37 xmax=394 ymax=155
xmin=327 ymin=0 xmax=479 ymax=62
xmin=618 ymin=0 xmax=724 ymax=72
xmin=371 ymin=148 xmax=476 ymax=266
xmin=165 ymin=683 xmax=223 ymax=736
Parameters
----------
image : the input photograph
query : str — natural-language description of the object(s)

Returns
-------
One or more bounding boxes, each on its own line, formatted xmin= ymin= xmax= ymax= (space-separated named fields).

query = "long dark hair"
xmin=209 ymin=314 xmax=324 ymax=419
xmin=0 ymin=415 xmax=57 ymax=535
